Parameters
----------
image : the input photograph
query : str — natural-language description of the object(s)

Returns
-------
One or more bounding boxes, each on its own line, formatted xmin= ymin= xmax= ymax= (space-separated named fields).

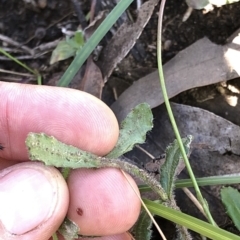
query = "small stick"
xmin=0 ymin=34 xmax=34 ymax=55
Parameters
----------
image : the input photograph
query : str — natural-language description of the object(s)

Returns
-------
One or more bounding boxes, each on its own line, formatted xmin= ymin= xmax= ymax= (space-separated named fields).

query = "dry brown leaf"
xmin=78 ymin=56 xmax=104 ymax=98
xmin=111 ymin=31 xmax=240 ymax=122
xmin=84 ymin=11 xmax=108 ymax=40
xmin=97 ymin=0 xmax=159 ymax=82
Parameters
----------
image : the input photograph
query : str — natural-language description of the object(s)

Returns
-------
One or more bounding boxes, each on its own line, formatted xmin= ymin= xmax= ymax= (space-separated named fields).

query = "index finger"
xmin=0 ymin=82 xmax=119 ymax=161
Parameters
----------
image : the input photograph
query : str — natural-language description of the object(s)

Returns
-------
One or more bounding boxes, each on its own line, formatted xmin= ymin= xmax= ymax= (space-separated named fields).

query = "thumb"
xmin=0 ymin=162 xmax=69 ymax=240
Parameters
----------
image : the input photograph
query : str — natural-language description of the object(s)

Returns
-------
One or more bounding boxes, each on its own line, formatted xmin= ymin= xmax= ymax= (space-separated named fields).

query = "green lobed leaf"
xmin=221 ymin=187 xmax=240 ymax=231
xmin=159 ymin=135 xmax=192 ymax=199
xmin=26 ymin=132 xmax=99 ymax=168
xmin=50 ymin=41 xmax=77 ymax=65
xmin=58 ymin=218 xmax=79 ymax=240
xmin=131 ymin=209 xmax=153 ymax=240
xmin=26 ymin=103 xmax=153 ymax=167
xmin=26 ymin=103 xmax=169 ymax=200
xmin=50 ymin=31 xmax=85 ymax=65
xmin=106 ymin=103 xmax=153 ymax=158
xmin=26 ymin=132 xmax=168 ymax=200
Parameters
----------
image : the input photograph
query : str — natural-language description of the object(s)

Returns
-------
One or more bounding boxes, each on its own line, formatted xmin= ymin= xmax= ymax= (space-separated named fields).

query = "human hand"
xmin=0 ymin=82 xmax=141 ymax=240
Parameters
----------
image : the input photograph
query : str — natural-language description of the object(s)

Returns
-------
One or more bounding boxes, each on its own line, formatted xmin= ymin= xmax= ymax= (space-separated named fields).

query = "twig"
xmin=0 ymin=34 xmax=34 ymax=55
xmin=0 ymin=68 xmax=34 ymax=77
xmin=0 ymin=74 xmax=36 ymax=82
xmin=182 ymin=188 xmax=210 ymax=240
xmin=182 ymin=187 xmax=206 ymax=218
xmin=90 ymin=0 xmax=97 ymax=22
xmin=135 ymin=145 xmax=155 ymax=159
xmin=0 ymin=52 xmax=47 ymax=60
xmin=70 ymin=0 xmax=87 ymax=28
xmin=33 ymin=39 xmax=61 ymax=52
xmin=182 ymin=7 xmax=193 ymax=22
xmin=1 ymin=47 xmax=25 ymax=54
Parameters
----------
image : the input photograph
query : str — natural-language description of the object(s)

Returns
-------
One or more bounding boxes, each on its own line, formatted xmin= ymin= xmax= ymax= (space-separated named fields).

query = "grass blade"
xmin=143 ymin=199 xmax=240 ymax=240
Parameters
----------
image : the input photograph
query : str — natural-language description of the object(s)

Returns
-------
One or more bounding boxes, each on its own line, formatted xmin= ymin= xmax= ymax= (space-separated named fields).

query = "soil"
xmin=1 ymin=0 xmax=240 ymax=239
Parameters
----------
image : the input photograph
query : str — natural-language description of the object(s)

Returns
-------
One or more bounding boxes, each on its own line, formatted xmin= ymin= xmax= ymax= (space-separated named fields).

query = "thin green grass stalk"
xmin=176 ymin=175 xmax=240 ymax=188
xmin=0 ymin=47 xmax=42 ymax=85
xmin=143 ymin=199 xmax=240 ymax=240
xmin=157 ymin=0 xmax=216 ymax=226
xmin=57 ymin=0 xmax=134 ymax=87
xmin=139 ymin=174 xmax=240 ymax=192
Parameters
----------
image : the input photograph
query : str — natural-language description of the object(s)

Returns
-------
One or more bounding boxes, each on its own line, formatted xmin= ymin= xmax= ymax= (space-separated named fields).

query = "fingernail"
xmin=0 ymin=166 xmax=56 ymax=234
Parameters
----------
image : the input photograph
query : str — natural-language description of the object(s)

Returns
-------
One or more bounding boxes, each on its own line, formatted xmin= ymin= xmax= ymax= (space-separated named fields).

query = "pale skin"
xmin=0 ymin=82 xmax=141 ymax=240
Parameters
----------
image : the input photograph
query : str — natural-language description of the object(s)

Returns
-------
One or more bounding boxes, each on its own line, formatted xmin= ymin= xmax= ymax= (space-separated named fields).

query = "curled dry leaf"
xmin=79 ymin=56 xmax=104 ymax=99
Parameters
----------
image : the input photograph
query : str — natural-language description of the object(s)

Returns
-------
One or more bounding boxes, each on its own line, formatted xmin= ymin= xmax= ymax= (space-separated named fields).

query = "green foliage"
xmin=160 ymin=136 xmax=192 ymax=199
xmin=221 ymin=187 xmax=240 ymax=231
xmin=50 ymin=31 xmax=85 ymax=65
xmin=26 ymin=103 xmax=153 ymax=168
xmin=131 ymin=209 xmax=153 ymax=240
xmin=143 ymin=199 xmax=240 ymax=240
xmin=57 ymin=0 xmax=134 ymax=86
xmin=26 ymin=103 xmax=168 ymax=198
xmin=26 ymin=132 xmax=99 ymax=168
xmin=157 ymin=0 xmax=215 ymax=227
xmin=106 ymin=103 xmax=153 ymax=158
xmin=26 ymin=103 xmax=167 ymax=238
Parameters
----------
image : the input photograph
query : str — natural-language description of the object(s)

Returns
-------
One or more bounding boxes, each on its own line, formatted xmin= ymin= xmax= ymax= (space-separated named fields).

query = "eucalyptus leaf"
xmin=106 ymin=103 xmax=153 ymax=158
xmin=160 ymin=136 xmax=192 ymax=199
xmin=221 ymin=187 xmax=240 ymax=231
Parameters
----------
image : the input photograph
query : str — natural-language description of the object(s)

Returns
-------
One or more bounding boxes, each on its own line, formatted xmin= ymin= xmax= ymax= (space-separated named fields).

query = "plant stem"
xmin=100 ymin=157 xmax=168 ymax=201
xmin=157 ymin=0 xmax=216 ymax=226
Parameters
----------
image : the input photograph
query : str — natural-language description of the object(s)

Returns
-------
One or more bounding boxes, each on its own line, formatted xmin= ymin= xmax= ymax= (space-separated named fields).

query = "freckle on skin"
xmin=76 ymin=207 xmax=83 ymax=216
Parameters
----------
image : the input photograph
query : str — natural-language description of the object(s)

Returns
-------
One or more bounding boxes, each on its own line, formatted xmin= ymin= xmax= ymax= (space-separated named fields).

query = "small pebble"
xmin=38 ymin=0 xmax=47 ymax=9
xmin=163 ymin=40 xmax=172 ymax=51
xmin=34 ymin=27 xmax=46 ymax=39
